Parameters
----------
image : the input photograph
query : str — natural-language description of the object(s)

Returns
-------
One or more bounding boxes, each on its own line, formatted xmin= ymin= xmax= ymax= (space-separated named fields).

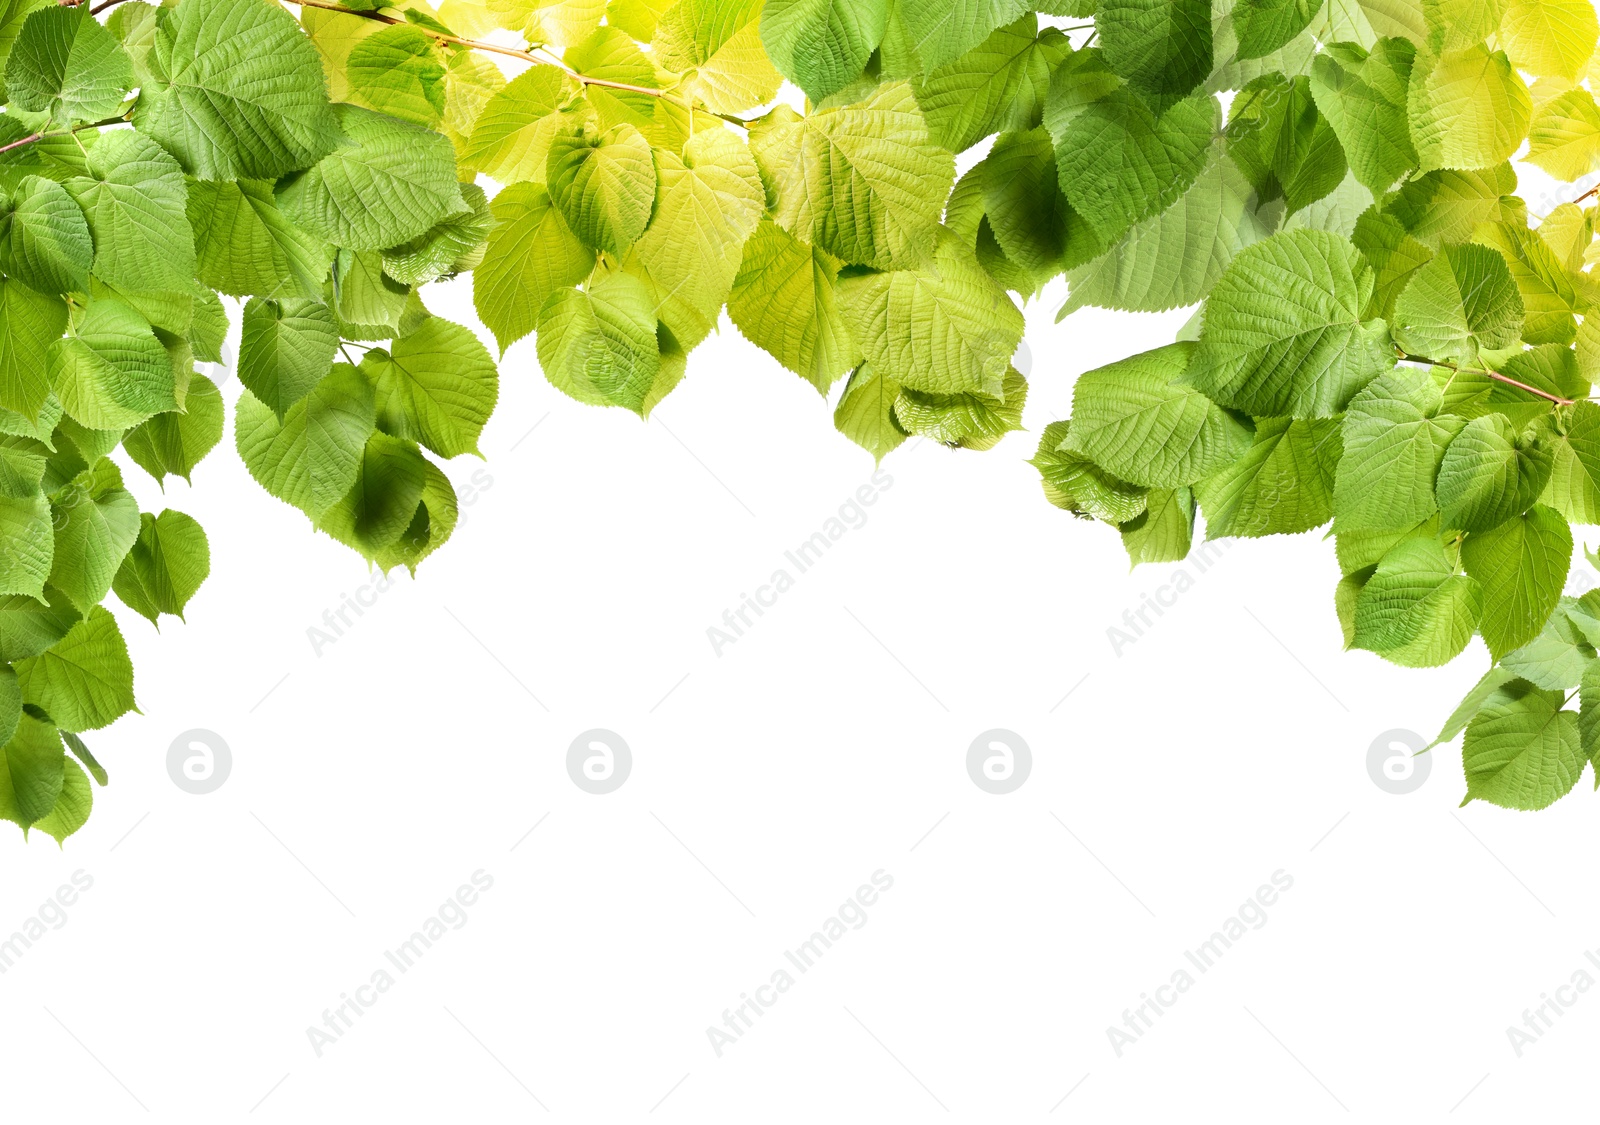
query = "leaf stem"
xmin=1395 ymin=350 xmax=1577 ymax=406
xmin=287 ymin=0 xmax=677 ymax=101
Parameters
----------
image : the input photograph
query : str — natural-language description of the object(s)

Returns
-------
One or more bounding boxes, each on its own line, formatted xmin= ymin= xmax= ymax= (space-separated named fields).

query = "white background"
xmin=7 ymin=63 xmax=1600 ymax=1125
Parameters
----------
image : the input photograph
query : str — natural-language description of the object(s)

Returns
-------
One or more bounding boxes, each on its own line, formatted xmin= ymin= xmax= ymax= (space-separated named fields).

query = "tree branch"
xmin=288 ymin=0 xmax=676 ymax=101
xmin=1396 ymin=350 xmax=1577 ymax=406
xmin=0 ymin=111 xmax=133 ymax=155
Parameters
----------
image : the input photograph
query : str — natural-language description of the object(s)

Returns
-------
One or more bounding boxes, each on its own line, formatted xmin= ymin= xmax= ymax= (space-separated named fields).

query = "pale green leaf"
xmin=473 ymin=180 xmax=592 ymax=354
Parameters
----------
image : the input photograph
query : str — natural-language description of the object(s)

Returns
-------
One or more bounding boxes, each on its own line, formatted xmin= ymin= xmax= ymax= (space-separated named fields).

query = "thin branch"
xmin=1574 ymin=184 xmax=1600 ymax=206
xmin=0 ymin=131 xmax=40 ymax=155
xmin=289 ymin=0 xmax=673 ymax=100
xmin=89 ymin=0 xmax=130 ymax=13
xmin=0 ymin=110 xmax=133 ymax=155
xmin=1397 ymin=350 xmax=1576 ymax=406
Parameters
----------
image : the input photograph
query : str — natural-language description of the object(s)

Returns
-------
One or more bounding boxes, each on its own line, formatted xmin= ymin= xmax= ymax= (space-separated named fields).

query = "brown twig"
xmin=290 ymin=0 xmax=671 ymax=100
xmin=0 ymin=110 xmax=133 ymax=155
xmin=1396 ymin=350 xmax=1577 ymax=406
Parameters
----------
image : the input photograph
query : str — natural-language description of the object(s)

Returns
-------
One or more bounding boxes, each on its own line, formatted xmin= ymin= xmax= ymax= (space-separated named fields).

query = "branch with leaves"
xmin=10 ymin=0 xmax=1600 ymax=838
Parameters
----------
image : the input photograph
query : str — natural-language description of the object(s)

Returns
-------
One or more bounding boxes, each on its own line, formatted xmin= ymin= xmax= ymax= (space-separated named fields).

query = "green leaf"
xmin=1386 ymin=164 xmax=1515 ymax=250
xmin=983 ymin=126 xmax=1075 ymax=281
xmin=316 ymin=431 xmax=427 ymax=557
xmin=547 ymin=121 xmax=657 ymax=257
xmin=1119 ymin=486 xmax=1194 ymax=564
xmin=0 ymin=587 xmax=76 ymax=663
xmin=1500 ymin=0 xmax=1598 ymax=80
xmin=894 ymin=364 xmax=1027 ymax=449
xmin=1350 ymin=536 xmax=1482 ymax=666
xmin=1 ymin=175 xmax=92 ymax=295
xmin=239 ymin=297 xmax=339 ymax=420
xmin=1408 ymin=45 xmax=1532 ymax=171
xmin=347 ymin=23 xmax=446 ymax=128
xmin=15 ymin=605 xmax=136 ymax=731
xmin=277 ymin=103 xmax=465 ymax=253
xmin=1227 ymin=73 xmax=1347 ymax=216
xmin=1066 ymin=342 xmax=1252 ymax=488
xmin=382 ymin=181 xmax=492 ymax=287
xmin=1061 ymin=147 xmax=1275 ymax=315
xmin=1097 ymin=0 xmax=1212 ymax=107
xmin=1461 ymin=504 xmax=1572 ymax=659
xmin=834 ymin=362 xmax=909 ymax=461
xmin=751 ymin=82 xmax=954 ymax=270
xmin=836 ymin=227 xmax=1024 ymax=400
xmin=1473 ymin=220 xmax=1588 ymax=346
xmin=122 ymin=372 xmax=223 ymax=486
xmin=65 ymin=129 xmax=194 ymax=294
xmin=1054 ymin=89 xmax=1217 ymax=246
xmin=728 ymin=219 xmax=860 ymax=393
xmin=111 ymin=509 xmax=209 ymax=625
xmin=330 ymin=249 xmax=409 ymax=339
xmin=0 ymin=710 xmax=61 ymax=827
xmin=49 ymin=297 xmax=176 ymax=431
xmin=473 ymin=181 xmax=592 ymax=354
xmin=1436 ymin=413 xmax=1553 ymax=532
xmin=1526 ymin=88 xmax=1600 ymax=181
xmin=1186 ymin=230 xmax=1393 ymax=418
xmin=653 ymin=0 xmax=781 ymax=113
xmin=1195 ymin=416 xmax=1342 ymax=537
xmin=187 ymin=177 xmax=332 ymax=299
xmin=535 ymin=271 xmax=660 ymax=413
xmin=1232 ymin=0 xmax=1323 ymax=60
xmin=1333 ymin=367 xmax=1466 ymax=531
xmin=1350 ymin=209 xmax=1434 ymax=320
xmin=896 ymin=0 xmax=1029 ymax=71
xmin=49 ymin=469 xmax=138 ymax=615
xmin=136 ymin=0 xmax=340 ymax=180
xmin=1308 ymin=37 xmax=1419 ymax=196
xmin=1031 ymin=419 xmax=1150 ymax=522
xmin=1432 ymin=664 xmax=1519 ymax=746
xmin=1462 ymin=678 xmax=1583 ymax=810
xmin=0 ymin=663 xmax=16 ymax=747
xmin=0 ymin=276 xmax=67 ymax=422
xmin=459 ymin=63 xmax=573 ymax=185
xmin=1391 ymin=242 xmax=1524 ymax=363
xmin=5 ymin=5 xmax=132 ymax=125
xmin=0 ymin=491 xmax=51 ymax=599
xmin=762 ymin=0 xmax=886 ymax=103
xmin=1502 ymin=597 xmax=1599 ymax=690
xmin=235 ymin=364 xmax=376 ymax=520
xmin=32 ymin=755 xmax=90 ymax=843
xmin=363 ymin=316 xmax=497 ymax=459
xmin=913 ymin=16 xmax=1067 ymax=153
xmin=634 ymin=128 xmax=764 ymax=326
